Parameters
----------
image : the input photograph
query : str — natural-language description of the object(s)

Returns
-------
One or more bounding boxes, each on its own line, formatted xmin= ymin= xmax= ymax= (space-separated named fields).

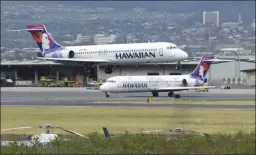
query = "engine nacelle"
xmin=68 ymin=50 xmax=75 ymax=58
xmin=181 ymin=79 xmax=188 ymax=87
xmin=181 ymin=78 xmax=203 ymax=87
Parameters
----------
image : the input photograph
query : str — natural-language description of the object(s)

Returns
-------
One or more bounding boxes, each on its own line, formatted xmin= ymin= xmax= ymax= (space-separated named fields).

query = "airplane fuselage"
xmin=44 ymin=42 xmax=188 ymax=65
xmin=100 ymin=75 xmax=204 ymax=93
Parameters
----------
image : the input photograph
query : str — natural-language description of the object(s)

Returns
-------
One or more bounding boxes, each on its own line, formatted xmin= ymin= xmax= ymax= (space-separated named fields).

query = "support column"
xmin=34 ymin=70 xmax=38 ymax=84
xmin=96 ymin=65 xmax=100 ymax=81
xmin=56 ymin=71 xmax=59 ymax=83
xmin=208 ymin=67 xmax=211 ymax=84
xmin=14 ymin=69 xmax=18 ymax=81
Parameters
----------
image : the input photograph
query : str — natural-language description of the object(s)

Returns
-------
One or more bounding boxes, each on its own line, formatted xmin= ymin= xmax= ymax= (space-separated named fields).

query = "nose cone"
xmin=181 ymin=49 xmax=188 ymax=59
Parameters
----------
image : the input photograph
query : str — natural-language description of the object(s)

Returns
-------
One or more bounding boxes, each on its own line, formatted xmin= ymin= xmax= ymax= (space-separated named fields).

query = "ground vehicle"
xmin=195 ymin=87 xmax=209 ymax=92
xmin=0 ymin=72 xmax=14 ymax=87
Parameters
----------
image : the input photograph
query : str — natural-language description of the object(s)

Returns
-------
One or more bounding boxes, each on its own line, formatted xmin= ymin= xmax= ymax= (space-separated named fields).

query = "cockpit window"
xmin=107 ymin=80 xmax=116 ymax=83
xmin=167 ymin=45 xmax=178 ymax=50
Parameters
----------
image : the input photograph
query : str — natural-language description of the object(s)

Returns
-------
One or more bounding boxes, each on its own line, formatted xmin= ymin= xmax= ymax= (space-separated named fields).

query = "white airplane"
xmin=1 ymin=124 xmax=88 ymax=147
xmin=8 ymin=24 xmax=188 ymax=74
xmin=99 ymin=56 xmax=231 ymax=98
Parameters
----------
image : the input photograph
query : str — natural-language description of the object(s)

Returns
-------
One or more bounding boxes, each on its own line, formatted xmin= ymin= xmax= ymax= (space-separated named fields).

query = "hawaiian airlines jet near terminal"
xmin=8 ymin=24 xmax=188 ymax=74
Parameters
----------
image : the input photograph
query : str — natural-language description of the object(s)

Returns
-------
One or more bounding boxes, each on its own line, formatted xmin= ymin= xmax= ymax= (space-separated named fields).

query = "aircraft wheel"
xmin=175 ymin=62 xmax=180 ymax=70
xmin=105 ymin=93 xmax=110 ymax=98
xmin=105 ymin=66 xmax=113 ymax=74
xmin=168 ymin=91 xmax=174 ymax=97
xmin=152 ymin=92 xmax=159 ymax=97
xmin=174 ymin=94 xmax=180 ymax=99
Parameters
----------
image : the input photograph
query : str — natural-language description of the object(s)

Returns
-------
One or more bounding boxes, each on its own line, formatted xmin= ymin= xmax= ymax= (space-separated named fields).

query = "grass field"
xmin=1 ymin=106 xmax=255 ymax=135
xmin=95 ymin=100 xmax=255 ymax=105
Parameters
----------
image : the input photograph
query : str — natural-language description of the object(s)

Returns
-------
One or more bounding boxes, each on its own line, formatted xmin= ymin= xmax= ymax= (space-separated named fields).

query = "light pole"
xmin=236 ymin=50 xmax=241 ymax=78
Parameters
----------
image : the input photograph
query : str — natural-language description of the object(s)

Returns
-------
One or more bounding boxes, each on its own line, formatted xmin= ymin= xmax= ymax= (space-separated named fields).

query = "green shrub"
xmin=1 ymin=131 xmax=255 ymax=154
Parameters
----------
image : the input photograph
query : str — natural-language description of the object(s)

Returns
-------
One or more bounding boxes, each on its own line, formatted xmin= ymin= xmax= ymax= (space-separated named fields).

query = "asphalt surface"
xmin=1 ymin=87 xmax=255 ymax=110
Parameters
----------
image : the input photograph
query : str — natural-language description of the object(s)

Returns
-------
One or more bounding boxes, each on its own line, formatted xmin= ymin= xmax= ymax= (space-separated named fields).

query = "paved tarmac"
xmin=1 ymin=87 xmax=255 ymax=110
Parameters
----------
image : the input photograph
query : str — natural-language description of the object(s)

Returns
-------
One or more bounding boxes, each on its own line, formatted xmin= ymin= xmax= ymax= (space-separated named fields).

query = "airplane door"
xmin=99 ymin=50 xmax=103 ymax=56
xmin=159 ymin=48 xmax=163 ymax=56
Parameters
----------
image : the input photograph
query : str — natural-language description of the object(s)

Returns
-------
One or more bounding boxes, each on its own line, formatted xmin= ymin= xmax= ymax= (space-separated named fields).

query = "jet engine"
xmin=181 ymin=78 xmax=200 ymax=87
xmin=68 ymin=50 xmax=75 ymax=58
xmin=181 ymin=79 xmax=188 ymax=87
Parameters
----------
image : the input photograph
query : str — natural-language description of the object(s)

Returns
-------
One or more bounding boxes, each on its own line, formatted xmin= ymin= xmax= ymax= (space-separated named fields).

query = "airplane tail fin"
xmin=25 ymin=24 xmax=63 ymax=57
xmin=189 ymin=56 xmax=214 ymax=80
xmin=103 ymin=127 xmax=111 ymax=137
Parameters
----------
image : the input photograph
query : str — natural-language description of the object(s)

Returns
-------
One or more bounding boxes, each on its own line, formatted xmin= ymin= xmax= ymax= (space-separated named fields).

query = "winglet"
xmin=103 ymin=127 xmax=111 ymax=137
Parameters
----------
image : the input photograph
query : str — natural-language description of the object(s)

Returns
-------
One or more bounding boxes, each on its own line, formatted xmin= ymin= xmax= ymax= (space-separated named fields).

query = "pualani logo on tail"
xmin=122 ymin=82 xmax=148 ymax=88
xmin=32 ymin=32 xmax=51 ymax=56
xmin=199 ymin=62 xmax=210 ymax=79
xmin=26 ymin=24 xmax=63 ymax=58
xmin=190 ymin=56 xmax=213 ymax=81
xmin=116 ymin=51 xmax=156 ymax=59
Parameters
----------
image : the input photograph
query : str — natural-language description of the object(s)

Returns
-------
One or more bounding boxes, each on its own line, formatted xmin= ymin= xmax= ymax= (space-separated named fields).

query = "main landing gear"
xmin=168 ymin=91 xmax=180 ymax=99
xmin=151 ymin=91 xmax=180 ymax=98
xmin=105 ymin=65 xmax=113 ymax=74
xmin=105 ymin=93 xmax=110 ymax=98
xmin=152 ymin=91 xmax=159 ymax=97
xmin=85 ymin=64 xmax=113 ymax=74
xmin=85 ymin=67 xmax=93 ymax=75
xmin=84 ymin=63 xmax=94 ymax=75
xmin=175 ymin=61 xmax=181 ymax=70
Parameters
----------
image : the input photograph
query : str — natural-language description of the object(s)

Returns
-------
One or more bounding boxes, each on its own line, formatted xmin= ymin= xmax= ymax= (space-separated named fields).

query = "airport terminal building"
xmin=1 ymin=58 xmax=255 ymax=87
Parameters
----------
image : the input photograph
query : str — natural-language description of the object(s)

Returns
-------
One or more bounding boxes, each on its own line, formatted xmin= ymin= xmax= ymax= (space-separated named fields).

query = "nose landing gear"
xmin=175 ymin=61 xmax=181 ymax=70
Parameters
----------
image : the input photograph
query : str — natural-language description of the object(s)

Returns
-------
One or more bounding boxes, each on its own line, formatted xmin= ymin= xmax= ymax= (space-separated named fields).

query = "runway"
xmin=1 ymin=87 xmax=255 ymax=110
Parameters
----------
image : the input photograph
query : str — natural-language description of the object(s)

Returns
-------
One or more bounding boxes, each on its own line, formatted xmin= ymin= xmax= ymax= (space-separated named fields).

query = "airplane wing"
xmin=36 ymin=57 xmax=113 ymax=63
xmin=203 ymin=58 xmax=234 ymax=63
xmin=240 ymin=58 xmax=255 ymax=62
xmin=154 ymin=86 xmax=216 ymax=91
xmin=182 ymin=57 xmax=234 ymax=63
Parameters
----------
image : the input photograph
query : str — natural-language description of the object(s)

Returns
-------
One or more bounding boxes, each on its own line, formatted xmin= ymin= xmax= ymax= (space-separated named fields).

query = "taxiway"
xmin=1 ymin=87 xmax=254 ymax=110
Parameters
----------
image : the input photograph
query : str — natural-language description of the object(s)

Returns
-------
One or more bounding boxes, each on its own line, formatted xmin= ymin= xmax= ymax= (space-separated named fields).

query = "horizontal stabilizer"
xmin=6 ymin=28 xmax=43 ymax=32
xmin=182 ymin=57 xmax=235 ymax=64
xmin=203 ymin=59 xmax=234 ymax=63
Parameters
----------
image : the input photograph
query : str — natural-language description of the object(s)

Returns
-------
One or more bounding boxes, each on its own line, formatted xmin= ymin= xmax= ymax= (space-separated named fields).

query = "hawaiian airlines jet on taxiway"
xmin=8 ymin=24 xmax=188 ymax=74
xmin=99 ymin=56 xmax=232 ymax=98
